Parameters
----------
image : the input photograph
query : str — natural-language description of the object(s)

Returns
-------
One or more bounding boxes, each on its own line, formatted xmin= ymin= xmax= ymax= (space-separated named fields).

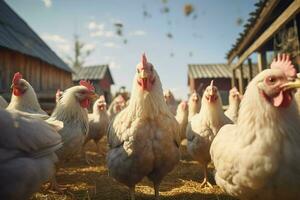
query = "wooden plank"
xmin=238 ymin=65 xmax=244 ymax=94
xmin=228 ymin=0 xmax=280 ymax=64
xmin=257 ymin=51 xmax=267 ymax=72
xmin=232 ymin=0 xmax=300 ymax=69
xmin=231 ymin=69 xmax=236 ymax=88
xmin=247 ymin=58 xmax=253 ymax=80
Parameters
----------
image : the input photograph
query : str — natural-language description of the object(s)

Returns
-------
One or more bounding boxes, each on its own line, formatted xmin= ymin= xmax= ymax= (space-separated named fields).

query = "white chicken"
xmin=210 ymin=54 xmax=300 ymax=200
xmin=82 ymin=95 xmax=110 ymax=164
xmin=175 ymin=101 xmax=189 ymax=141
xmin=0 ymin=109 xmax=62 ymax=200
xmin=186 ymin=80 xmax=232 ymax=188
xmin=107 ymin=54 xmax=180 ymax=200
xmin=224 ymin=87 xmax=242 ymax=123
xmin=164 ymin=89 xmax=178 ymax=115
xmin=107 ymin=94 xmax=126 ymax=119
xmin=188 ymin=90 xmax=201 ymax=121
xmin=0 ymin=95 xmax=8 ymax=108
xmin=46 ymin=80 xmax=97 ymax=190
xmin=6 ymin=72 xmax=49 ymax=120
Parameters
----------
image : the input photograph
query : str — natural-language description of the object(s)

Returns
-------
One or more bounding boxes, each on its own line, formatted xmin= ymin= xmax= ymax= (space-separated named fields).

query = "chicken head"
xmin=136 ymin=53 xmax=156 ymax=91
xmin=204 ymin=80 xmax=218 ymax=103
xmin=11 ymin=72 xmax=28 ymax=96
xmin=257 ymin=54 xmax=298 ymax=108
xmin=75 ymin=80 xmax=98 ymax=108
xmin=96 ymin=95 xmax=107 ymax=111
xmin=190 ymin=90 xmax=200 ymax=103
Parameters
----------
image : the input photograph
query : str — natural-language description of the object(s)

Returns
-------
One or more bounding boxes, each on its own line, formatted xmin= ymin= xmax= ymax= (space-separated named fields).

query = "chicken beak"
xmin=88 ymin=92 xmax=99 ymax=100
xmin=281 ymin=78 xmax=300 ymax=91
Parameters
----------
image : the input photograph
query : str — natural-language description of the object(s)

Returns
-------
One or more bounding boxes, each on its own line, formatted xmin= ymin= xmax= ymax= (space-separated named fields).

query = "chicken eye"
xmin=80 ymin=90 xmax=87 ymax=95
xmin=266 ymin=76 xmax=277 ymax=85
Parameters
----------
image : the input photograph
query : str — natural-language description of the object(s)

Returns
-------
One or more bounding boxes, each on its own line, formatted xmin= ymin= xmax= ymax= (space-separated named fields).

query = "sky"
xmin=6 ymin=0 xmax=257 ymax=99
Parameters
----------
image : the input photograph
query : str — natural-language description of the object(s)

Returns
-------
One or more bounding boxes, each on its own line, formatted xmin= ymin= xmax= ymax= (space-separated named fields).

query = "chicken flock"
xmin=1 ymin=53 xmax=300 ymax=200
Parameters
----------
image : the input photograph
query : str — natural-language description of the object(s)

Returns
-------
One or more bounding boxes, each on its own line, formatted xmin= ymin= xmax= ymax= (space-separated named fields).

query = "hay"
xmin=31 ymin=138 xmax=237 ymax=200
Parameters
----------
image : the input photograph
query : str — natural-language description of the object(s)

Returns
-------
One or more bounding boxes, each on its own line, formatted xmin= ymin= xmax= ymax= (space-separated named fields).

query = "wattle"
xmin=13 ymin=88 xmax=22 ymax=96
xmin=80 ymin=98 xmax=90 ymax=108
xmin=269 ymin=90 xmax=292 ymax=108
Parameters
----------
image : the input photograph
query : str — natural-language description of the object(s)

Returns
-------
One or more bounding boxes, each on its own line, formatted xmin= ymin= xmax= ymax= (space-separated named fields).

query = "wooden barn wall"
xmin=0 ymin=49 xmax=72 ymax=95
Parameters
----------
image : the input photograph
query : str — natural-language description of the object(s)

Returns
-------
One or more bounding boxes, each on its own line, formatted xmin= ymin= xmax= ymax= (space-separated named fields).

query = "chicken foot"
xmin=154 ymin=183 xmax=160 ymax=200
xmin=200 ymin=164 xmax=213 ymax=188
xmin=129 ymin=186 xmax=135 ymax=200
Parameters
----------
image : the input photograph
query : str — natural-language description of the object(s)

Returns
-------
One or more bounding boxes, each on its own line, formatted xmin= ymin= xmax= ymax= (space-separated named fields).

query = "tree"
xmin=67 ymin=34 xmax=93 ymax=68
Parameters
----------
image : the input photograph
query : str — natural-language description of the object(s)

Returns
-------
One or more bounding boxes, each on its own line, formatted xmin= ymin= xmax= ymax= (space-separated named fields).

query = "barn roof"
xmin=72 ymin=65 xmax=114 ymax=84
xmin=188 ymin=63 xmax=258 ymax=79
xmin=0 ymin=1 xmax=72 ymax=72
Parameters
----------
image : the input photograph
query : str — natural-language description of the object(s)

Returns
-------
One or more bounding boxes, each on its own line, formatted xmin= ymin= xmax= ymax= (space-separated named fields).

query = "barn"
xmin=72 ymin=65 xmax=114 ymax=103
xmin=188 ymin=63 xmax=257 ymax=105
xmin=0 ymin=1 xmax=73 ymax=111
xmin=227 ymin=0 xmax=300 ymax=93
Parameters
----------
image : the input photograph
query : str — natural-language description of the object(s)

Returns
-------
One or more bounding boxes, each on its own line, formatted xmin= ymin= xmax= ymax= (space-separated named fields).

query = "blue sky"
xmin=6 ymin=0 xmax=256 ymax=99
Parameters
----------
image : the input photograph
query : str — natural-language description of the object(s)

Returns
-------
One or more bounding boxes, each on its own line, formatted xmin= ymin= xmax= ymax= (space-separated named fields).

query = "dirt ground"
xmin=32 ymin=139 xmax=237 ymax=200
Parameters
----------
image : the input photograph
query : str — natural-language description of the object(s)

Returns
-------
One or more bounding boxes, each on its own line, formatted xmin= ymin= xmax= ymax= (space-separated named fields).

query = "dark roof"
xmin=226 ymin=0 xmax=269 ymax=59
xmin=0 ymin=1 xmax=71 ymax=72
xmin=188 ymin=63 xmax=258 ymax=79
xmin=72 ymin=65 xmax=114 ymax=84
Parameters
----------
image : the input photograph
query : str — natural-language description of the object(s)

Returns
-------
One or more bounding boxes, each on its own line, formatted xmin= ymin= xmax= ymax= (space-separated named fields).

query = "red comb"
xmin=230 ymin=87 xmax=238 ymax=93
xmin=142 ymin=53 xmax=148 ymax=69
xmin=116 ymin=95 xmax=125 ymax=102
xmin=99 ymin=95 xmax=105 ymax=101
xmin=79 ymin=80 xmax=95 ymax=91
xmin=13 ymin=72 xmax=22 ymax=84
xmin=270 ymin=54 xmax=296 ymax=78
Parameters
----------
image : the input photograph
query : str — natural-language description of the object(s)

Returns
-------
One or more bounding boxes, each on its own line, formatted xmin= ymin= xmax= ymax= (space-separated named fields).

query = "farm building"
xmin=0 ymin=1 xmax=73 ymax=111
xmin=188 ymin=63 xmax=257 ymax=105
xmin=227 ymin=0 xmax=300 ymax=93
xmin=72 ymin=65 xmax=114 ymax=103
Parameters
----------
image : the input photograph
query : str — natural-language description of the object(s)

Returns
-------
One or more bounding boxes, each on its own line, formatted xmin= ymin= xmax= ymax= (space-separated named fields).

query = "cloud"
xmin=56 ymin=44 xmax=71 ymax=54
xmin=88 ymin=20 xmax=116 ymax=38
xmin=130 ymin=30 xmax=147 ymax=36
xmin=42 ymin=33 xmax=66 ymax=43
xmin=88 ymin=21 xmax=104 ymax=30
xmin=82 ymin=43 xmax=96 ymax=52
xmin=90 ymin=30 xmax=115 ymax=38
xmin=42 ymin=0 xmax=52 ymax=8
xmin=109 ymin=61 xmax=121 ymax=69
xmin=103 ymin=42 xmax=119 ymax=48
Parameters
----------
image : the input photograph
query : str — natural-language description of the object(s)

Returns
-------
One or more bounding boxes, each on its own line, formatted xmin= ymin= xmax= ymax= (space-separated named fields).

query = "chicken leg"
xmin=95 ymin=140 xmax=105 ymax=157
xmin=200 ymin=164 xmax=213 ymax=188
xmin=81 ymin=137 xmax=95 ymax=165
xmin=129 ymin=186 xmax=135 ymax=200
xmin=154 ymin=183 xmax=160 ymax=200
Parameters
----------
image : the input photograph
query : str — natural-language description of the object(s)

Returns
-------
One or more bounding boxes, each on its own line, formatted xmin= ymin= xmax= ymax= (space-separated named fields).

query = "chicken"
xmin=55 ymin=89 xmax=63 ymax=104
xmin=210 ymin=54 xmax=300 ymax=200
xmin=186 ymin=80 xmax=232 ymax=188
xmin=0 ymin=109 xmax=62 ymax=200
xmin=224 ymin=87 xmax=242 ymax=123
xmin=0 ymin=95 xmax=8 ymax=108
xmin=107 ymin=54 xmax=180 ymax=200
xmin=107 ymin=94 xmax=126 ymax=119
xmin=175 ymin=101 xmax=189 ymax=141
xmin=188 ymin=90 xmax=201 ymax=121
xmin=82 ymin=95 xmax=110 ymax=164
xmin=164 ymin=89 xmax=178 ymax=115
xmin=6 ymin=72 xmax=49 ymax=120
xmin=46 ymin=80 xmax=97 ymax=190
